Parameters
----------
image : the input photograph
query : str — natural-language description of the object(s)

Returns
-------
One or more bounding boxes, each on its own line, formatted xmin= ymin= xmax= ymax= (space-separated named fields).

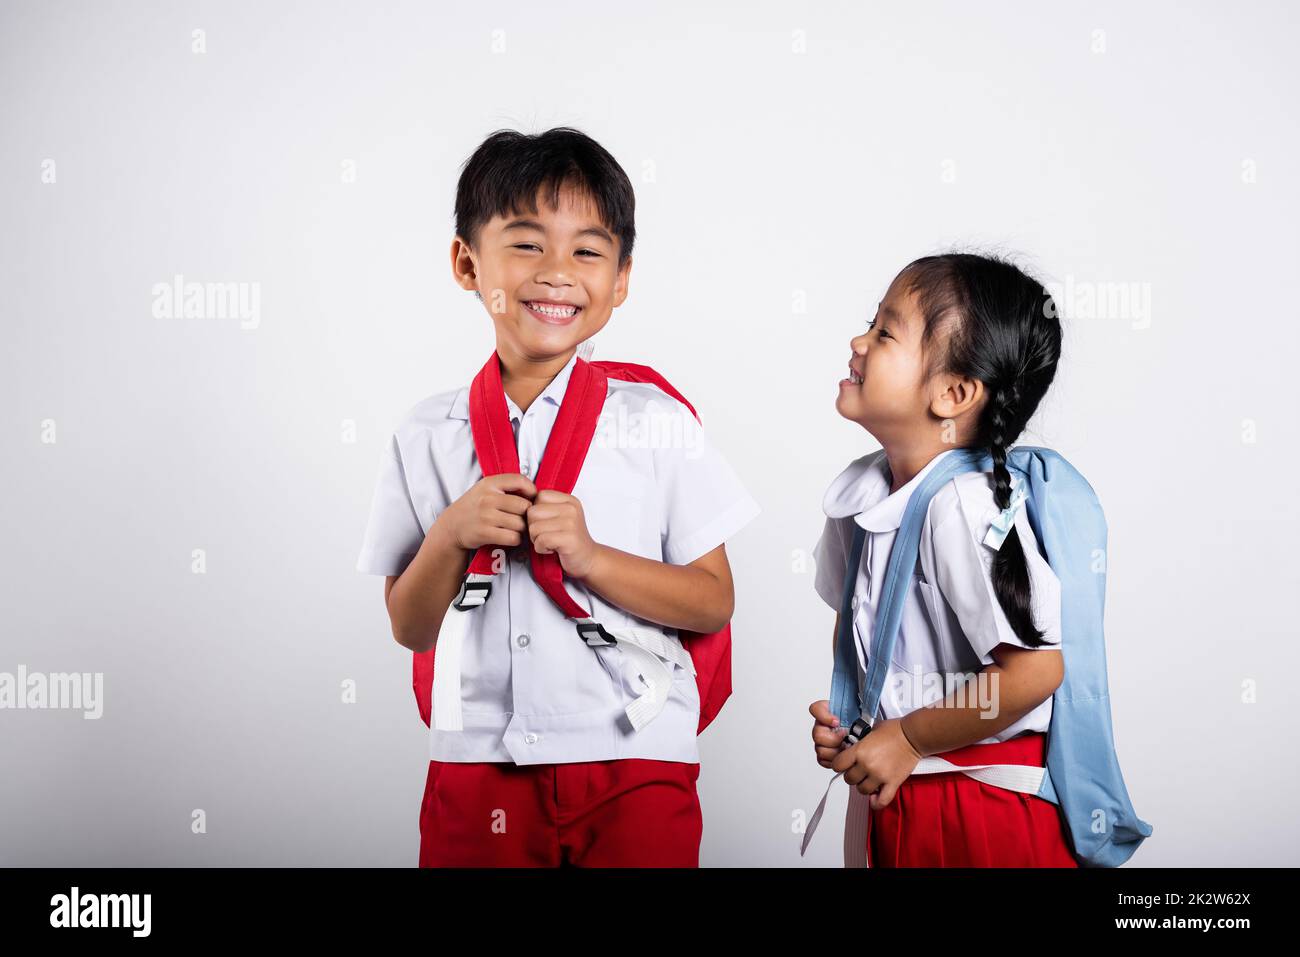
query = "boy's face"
xmin=451 ymin=182 xmax=630 ymax=366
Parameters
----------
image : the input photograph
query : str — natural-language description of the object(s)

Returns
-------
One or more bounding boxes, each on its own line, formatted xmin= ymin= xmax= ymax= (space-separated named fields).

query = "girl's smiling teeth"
xmin=523 ymin=299 xmax=584 ymax=323
xmin=841 ymin=359 xmax=864 ymax=386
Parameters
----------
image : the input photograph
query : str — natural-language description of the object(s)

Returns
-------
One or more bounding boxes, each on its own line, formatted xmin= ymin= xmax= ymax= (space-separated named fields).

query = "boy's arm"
xmin=385 ymin=473 xmax=536 ymax=654
xmin=383 ymin=522 xmax=472 ymax=655
xmin=525 ymin=488 xmax=737 ymax=634
xmin=581 ymin=542 xmax=734 ymax=634
xmin=897 ymin=644 xmax=1064 ymax=757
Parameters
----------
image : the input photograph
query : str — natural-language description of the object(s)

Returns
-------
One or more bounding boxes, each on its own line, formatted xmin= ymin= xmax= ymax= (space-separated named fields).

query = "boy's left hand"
xmin=830 ymin=717 xmax=924 ymax=810
xmin=526 ymin=490 xmax=600 ymax=578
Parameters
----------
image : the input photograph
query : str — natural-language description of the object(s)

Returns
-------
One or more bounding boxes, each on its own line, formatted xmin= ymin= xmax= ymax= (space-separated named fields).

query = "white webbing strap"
xmin=579 ymin=619 xmax=695 ymax=732
xmin=431 ymin=573 xmax=492 ymax=732
xmin=800 ymin=756 xmax=1047 ymax=862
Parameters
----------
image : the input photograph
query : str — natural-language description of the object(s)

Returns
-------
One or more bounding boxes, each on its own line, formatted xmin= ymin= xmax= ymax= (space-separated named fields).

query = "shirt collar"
xmin=448 ymin=350 xmax=580 ymax=422
xmin=822 ymin=447 xmax=963 ymax=533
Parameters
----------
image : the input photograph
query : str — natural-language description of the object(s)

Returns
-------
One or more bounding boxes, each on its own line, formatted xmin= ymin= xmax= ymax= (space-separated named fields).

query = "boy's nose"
xmin=850 ymin=332 xmax=870 ymax=354
xmin=535 ymin=251 xmax=575 ymax=287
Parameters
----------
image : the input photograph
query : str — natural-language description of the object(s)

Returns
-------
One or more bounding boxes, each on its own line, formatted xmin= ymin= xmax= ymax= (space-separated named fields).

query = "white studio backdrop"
xmin=2 ymin=0 xmax=1297 ymax=866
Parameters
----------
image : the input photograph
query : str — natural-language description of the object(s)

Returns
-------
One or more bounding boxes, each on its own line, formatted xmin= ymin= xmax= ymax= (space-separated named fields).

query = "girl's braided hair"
xmin=900 ymin=253 xmax=1063 ymax=647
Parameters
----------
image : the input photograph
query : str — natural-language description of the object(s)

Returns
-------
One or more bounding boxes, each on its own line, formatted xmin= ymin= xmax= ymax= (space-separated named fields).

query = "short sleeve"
xmin=812 ymin=515 xmax=850 ymax=611
xmin=929 ymin=495 xmax=1062 ymax=662
xmin=355 ymin=433 xmax=429 ymax=576
xmin=654 ymin=404 xmax=761 ymax=566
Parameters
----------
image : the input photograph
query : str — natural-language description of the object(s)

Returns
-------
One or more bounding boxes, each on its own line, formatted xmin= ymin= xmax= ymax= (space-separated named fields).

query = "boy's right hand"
xmin=433 ymin=473 xmax=537 ymax=552
xmin=810 ymin=699 xmax=848 ymax=768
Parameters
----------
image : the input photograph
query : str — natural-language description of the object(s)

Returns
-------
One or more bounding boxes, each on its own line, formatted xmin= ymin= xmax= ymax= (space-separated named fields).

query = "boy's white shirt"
xmin=357 ymin=351 xmax=761 ymax=765
xmin=812 ymin=446 xmax=1062 ymax=744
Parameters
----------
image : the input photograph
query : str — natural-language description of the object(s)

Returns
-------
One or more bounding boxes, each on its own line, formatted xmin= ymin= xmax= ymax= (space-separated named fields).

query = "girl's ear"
xmin=930 ymin=372 xmax=983 ymax=421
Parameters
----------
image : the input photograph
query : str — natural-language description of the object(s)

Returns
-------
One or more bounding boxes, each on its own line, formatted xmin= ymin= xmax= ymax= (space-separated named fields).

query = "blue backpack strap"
xmin=858 ymin=448 xmax=987 ymax=723
xmin=1012 ymin=446 xmax=1154 ymax=866
xmin=828 ymin=522 xmax=868 ymax=727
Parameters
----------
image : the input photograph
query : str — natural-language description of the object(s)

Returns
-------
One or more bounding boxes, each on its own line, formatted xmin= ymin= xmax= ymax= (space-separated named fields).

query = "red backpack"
xmin=412 ymin=352 xmax=732 ymax=736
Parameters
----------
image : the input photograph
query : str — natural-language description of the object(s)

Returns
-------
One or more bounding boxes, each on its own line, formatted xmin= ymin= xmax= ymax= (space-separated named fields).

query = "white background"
xmin=2 ymin=0 xmax=1296 ymax=865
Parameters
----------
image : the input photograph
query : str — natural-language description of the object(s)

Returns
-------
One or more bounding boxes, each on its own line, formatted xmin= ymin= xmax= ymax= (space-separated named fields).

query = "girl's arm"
xmin=898 ymin=644 xmax=1064 ymax=757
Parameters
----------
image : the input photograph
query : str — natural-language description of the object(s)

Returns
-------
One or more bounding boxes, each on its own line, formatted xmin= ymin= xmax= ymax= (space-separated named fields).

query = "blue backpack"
xmin=823 ymin=445 xmax=1152 ymax=867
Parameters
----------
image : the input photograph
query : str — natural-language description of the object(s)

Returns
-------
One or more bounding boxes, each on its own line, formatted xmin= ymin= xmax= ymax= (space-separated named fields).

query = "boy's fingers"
xmin=489 ymin=473 xmax=537 ymax=498
xmin=482 ymin=527 xmax=522 ymax=548
xmin=490 ymin=510 xmax=526 ymax=532
xmin=495 ymin=493 xmax=534 ymax=515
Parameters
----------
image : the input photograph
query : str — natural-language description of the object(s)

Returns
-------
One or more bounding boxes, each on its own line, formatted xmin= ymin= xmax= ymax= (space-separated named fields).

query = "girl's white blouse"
xmin=812 ymin=447 xmax=1062 ymax=743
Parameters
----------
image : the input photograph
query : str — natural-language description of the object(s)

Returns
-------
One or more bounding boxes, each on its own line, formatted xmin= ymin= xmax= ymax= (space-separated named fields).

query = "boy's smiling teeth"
xmin=524 ymin=300 xmax=582 ymax=319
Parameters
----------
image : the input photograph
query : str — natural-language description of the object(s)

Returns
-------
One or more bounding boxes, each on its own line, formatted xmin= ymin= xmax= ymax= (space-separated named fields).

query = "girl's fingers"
xmin=808 ymin=699 xmax=840 ymax=727
xmin=812 ymin=724 xmax=847 ymax=747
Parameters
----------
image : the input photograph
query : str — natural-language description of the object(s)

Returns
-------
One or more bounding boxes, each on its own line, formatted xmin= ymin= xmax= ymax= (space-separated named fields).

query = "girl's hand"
xmin=433 ymin=473 xmax=536 ymax=553
xmin=526 ymin=490 xmax=599 ymax=578
xmin=809 ymin=699 xmax=848 ymax=768
xmin=830 ymin=717 xmax=924 ymax=809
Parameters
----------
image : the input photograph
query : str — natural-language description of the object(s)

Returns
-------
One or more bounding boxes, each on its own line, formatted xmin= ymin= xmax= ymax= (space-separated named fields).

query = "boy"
xmin=355 ymin=128 xmax=760 ymax=867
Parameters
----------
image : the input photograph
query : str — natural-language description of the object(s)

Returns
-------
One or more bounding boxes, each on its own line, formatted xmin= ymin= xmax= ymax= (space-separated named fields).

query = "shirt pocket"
xmin=915 ymin=578 xmax=980 ymax=678
xmin=913 ymin=579 xmax=957 ymax=666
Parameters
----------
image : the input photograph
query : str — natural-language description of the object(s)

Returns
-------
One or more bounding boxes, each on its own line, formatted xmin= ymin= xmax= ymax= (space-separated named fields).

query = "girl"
xmin=809 ymin=252 xmax=1078 ymax=867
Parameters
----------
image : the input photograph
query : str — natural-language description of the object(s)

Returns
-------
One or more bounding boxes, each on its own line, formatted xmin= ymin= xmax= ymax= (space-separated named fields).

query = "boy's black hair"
xmin=900 ymin=253 xmax=1063 ymax=648
xmin=454 ymin=127 xmax=636 ymax=267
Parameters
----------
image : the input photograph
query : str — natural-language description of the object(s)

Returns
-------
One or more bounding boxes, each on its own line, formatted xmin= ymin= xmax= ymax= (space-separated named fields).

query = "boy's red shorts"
xmin=418 ymin=757 xmax=702 ymax=867
xmin=865 ymin=731 xmax=1079 ymax=867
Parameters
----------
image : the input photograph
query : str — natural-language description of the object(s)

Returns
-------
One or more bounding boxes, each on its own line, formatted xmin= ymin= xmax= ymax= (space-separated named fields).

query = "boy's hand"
xmin=810 ymin=699 xmax=848 ymax=768
xmin=433 ymin=473 xmax=536 ymax=553
xmin=830 ymin=717 xmax=923 ymax=810
xmin=526 ymin=490 xmax=599 ymax=578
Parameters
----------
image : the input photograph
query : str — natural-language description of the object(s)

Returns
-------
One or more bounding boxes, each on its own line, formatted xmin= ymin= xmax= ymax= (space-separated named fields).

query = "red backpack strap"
xmin=594 ymin=361 xmax=731 ymax=734
xmin=526 ymin=360 xmax=609 ymax=619
xmin=414 ymin=354 xmax=610 ymax=726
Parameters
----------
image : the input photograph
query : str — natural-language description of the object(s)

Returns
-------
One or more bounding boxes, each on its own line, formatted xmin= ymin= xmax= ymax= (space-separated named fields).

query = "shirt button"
xmin=521 ymin=464 xmax=531 ymax=476
xmin=513 ymin=549 xmax=526 ymax=564
xmin=516 ymin=633 xmax=530 ymax=648
xmin=850 ymin=595 xmax=859 ymax=610
xmin=524 ymin=733 xmax=538 ymax=745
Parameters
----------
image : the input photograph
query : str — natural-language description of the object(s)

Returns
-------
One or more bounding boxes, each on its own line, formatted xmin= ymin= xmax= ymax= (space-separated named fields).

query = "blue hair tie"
xmin=982 ymin=481 xmax=1028 ymax=551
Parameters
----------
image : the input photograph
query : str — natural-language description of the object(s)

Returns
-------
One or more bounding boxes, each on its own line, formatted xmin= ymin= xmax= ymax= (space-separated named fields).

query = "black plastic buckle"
xmin=452 ymin=578 xmax=492 ymax=611
xmin=576 ymin=621 xmax=616 ymax=647
xmin=843 ymin=717 xmax=872 ymax=747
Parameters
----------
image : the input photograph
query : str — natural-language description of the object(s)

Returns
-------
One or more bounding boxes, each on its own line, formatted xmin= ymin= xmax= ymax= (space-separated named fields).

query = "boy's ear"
xmin=929 ymin=371 xmax=983 ymax=422
xmin=450 ymin=237 xmax=479 ymax=293
xmin=611 ymin=254 xmax=632 ymax=308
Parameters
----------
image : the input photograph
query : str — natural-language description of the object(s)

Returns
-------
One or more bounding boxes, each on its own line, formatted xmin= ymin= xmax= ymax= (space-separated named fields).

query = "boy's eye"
xmin=513 ymin=243 xmax=600 ymax=259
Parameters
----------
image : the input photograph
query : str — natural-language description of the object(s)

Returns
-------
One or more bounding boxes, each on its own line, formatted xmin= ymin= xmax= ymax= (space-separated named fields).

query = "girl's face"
xmin=836 ymin=274 xmax=941 ymax=441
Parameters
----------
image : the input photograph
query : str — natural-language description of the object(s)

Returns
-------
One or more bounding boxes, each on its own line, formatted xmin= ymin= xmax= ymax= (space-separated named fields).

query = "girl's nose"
xmin=850 ymin=332 xmax=870 ymax=354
